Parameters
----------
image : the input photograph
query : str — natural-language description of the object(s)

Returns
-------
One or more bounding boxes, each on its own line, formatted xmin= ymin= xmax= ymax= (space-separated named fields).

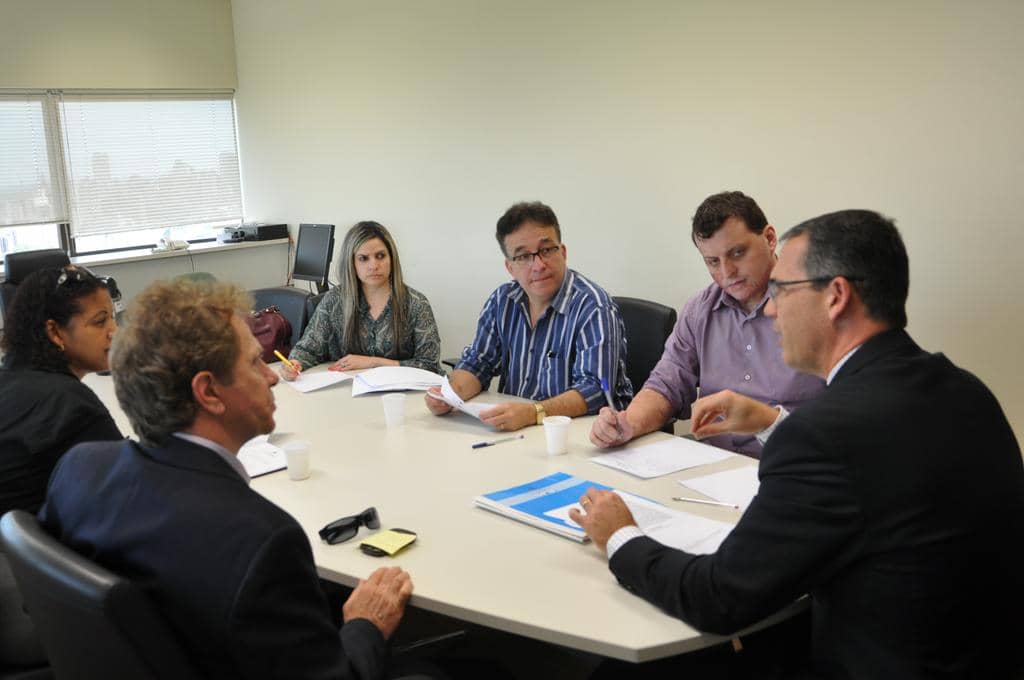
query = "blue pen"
xmin=600 ymin=377 xmax=624 ymax=436
xmin=471 ymin=434 xmax=524 ymax=450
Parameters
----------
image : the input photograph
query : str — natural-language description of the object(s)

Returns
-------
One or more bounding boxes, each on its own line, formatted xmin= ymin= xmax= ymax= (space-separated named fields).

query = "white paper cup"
xmin=382 ymin=393 xmax=406 ymax=428
xmin=283 ymin=440 xmax=311 ymax=480
xmin=543 ymin=415 xmax=571 ymax=455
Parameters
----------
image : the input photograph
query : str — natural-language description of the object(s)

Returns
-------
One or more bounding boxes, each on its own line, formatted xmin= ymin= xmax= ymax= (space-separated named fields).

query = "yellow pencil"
xmin=273 ymin=350 xmax=296 ymax=370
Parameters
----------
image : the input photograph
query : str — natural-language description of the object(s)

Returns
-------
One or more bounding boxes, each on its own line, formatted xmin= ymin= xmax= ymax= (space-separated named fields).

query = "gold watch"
xmin=534 ymin=402 xmax=547 ymax=425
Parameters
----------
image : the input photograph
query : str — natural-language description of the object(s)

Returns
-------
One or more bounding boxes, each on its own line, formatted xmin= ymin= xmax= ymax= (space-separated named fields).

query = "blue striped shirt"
xmin=457 ymin=269 xmax=633 ymax=413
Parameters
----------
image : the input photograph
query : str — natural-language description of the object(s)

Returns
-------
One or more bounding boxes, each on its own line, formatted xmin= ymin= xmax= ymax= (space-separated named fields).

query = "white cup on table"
xmin=543 ymin=416 xmax=571 ymax=455
xmin=283 ymin=440 xmax=311 ymax=480
xmin=382 ymin=393 xmax=406 ymax=428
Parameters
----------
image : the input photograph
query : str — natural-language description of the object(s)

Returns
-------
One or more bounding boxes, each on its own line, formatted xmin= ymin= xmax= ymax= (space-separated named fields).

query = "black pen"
xmin=471 ymin=434 xmax=524 ymax=450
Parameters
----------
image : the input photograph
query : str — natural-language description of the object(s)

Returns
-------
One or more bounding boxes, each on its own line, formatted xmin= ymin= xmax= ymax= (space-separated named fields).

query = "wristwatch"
xmin=534 ymin=402 xmax=547 ymax=425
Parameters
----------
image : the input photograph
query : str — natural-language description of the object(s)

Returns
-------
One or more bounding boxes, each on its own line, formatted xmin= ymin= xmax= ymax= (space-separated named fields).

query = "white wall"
xmin=0 ymin=0 xmax=236 ymax=89
xmin=231 ymin=0 xmax=1024 ymax=440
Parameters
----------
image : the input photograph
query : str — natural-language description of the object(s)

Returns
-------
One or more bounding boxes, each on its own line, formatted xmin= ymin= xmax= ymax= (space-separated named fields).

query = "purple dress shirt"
xmin=644 ymin=282 xmax=824 ymax=457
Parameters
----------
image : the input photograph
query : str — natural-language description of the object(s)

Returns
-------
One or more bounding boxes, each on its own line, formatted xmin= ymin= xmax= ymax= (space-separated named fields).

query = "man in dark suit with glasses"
xmin=40 ymin=279 xmax=425 ymax=680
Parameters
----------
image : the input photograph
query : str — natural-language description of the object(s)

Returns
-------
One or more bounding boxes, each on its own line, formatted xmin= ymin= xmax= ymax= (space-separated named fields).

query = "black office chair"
xmin=251 ymin=286 xmax=312 ymax=347
xmin=1 ymin=249 xmax=70 ymax=318
xmin=0 ymin=511 xmax=203 ymax=680
xmin=305 ymin=290 xmax=327 ymax=324
xmin=614 ymin=296 xmax=677 ymax=394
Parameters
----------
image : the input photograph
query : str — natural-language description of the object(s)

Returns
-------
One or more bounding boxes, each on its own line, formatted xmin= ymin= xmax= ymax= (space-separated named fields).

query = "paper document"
xmin=680 ymin=465 xmax=760 ymax=511
xmin=591 ymin=436 xmax=732 ymax=479
xmin=238 ymin=435 xmax=286 ymax=478
xmin=282 ymin=369 xmax=352 ymax=393
xmin=474 ymin=472 xmax=734 ymax=551
xmin=435 ymin=377 xmax=490 ymax=419
xmin=351 ymin=366 xmax=444 ymax=396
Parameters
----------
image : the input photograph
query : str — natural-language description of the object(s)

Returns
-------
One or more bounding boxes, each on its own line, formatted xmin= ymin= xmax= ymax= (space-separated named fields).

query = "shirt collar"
xmin=506 ymin=269 xmax=574 ymax=317
xmin=712 ymin=285 xmax=769 ymax=318
xmin=827 ymin=345 xmax=862 ymax=385
xmin=173 ymin=432 xmax=250 ymax=484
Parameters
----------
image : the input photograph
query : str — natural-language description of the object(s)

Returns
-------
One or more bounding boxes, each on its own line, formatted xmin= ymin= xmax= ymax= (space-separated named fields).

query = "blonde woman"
xmin=281 ymin=221 xmax=441 ymax=378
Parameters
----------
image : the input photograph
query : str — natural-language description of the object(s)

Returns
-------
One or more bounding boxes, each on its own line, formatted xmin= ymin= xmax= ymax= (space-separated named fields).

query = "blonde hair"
xmin=336 ymin=221 xmax=409 ymax=356
xmin=110 ymin=279 xmax=251 ymax=445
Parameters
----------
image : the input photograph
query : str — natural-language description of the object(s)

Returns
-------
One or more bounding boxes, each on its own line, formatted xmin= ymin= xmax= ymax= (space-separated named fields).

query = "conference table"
xmin=84 ymin=369 xmax=802 ymax=663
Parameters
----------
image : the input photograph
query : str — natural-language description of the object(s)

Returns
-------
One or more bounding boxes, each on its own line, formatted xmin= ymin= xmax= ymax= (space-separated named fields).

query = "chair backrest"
xmin=613 ymin=296 xmax=677 ymax=393
xmin=1 ymin=249 xmax=70 ymax=318
xmin=0 ymin=511 xmax=203 ymax=680
xmin=251 ymin=286 xmax=312 ymax=347
xmin=304 ymin=290 xmax=327 ymax=325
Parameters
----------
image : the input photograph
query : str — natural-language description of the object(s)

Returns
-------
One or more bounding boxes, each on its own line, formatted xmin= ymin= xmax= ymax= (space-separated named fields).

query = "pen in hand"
xmin=274 ymin=350 xmax=297 ymax=371
xmin=600 ymin=377 xmax=623 ymax=437
xmin=471 ymin=434 xmax=525 ymax=450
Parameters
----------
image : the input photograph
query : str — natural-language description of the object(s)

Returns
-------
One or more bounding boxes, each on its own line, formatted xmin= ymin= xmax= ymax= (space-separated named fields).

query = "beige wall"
xmin=0 ymin=0 xmax=236 ymax=89
xmin=232 ymin=0 xmax=1024 ymax=440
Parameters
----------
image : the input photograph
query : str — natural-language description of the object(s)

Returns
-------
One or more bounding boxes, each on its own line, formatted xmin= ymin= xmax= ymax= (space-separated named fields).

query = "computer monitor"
xmin=292 ymin=223 xmax=335 ymax=293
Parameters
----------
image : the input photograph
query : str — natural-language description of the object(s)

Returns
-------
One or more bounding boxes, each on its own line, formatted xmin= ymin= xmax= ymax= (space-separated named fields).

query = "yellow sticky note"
xmin=359 ymin=529 xmax=417 ymax=556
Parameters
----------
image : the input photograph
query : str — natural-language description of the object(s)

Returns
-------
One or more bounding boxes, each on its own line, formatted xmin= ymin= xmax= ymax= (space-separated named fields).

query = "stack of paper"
xmin=591 ymin=436 xmax=732 ymax=479
xmin=281 ymin=369 xmax=353 ymax=393
xmin=237 ymin=435 xmax=286 ymax=478
xmin=475 ymin=472 xmax=734 ymax=552
xmin=680 ymin=466 xmax=760 ymax=511
xmin=351 ymin=366 xmax=444 ymax=396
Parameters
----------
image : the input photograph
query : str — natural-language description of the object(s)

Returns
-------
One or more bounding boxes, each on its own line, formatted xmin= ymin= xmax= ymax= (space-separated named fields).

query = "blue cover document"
xmin=474 ymin=472 xmax=612 ymax=542
xmin=474 ymin=471 xmax=736 ymax=552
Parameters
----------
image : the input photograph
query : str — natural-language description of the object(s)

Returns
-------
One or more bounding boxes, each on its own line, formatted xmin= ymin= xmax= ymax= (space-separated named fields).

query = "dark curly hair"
xmin=1 ymin=267 xmax=109 ymax=373
xmin=495 ymin=201 xmax=561 ymax=256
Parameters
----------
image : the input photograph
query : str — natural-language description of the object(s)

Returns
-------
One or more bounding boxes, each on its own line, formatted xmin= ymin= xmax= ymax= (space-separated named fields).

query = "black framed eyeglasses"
xmin=508 ymin=245 xmax=561 ymax=267
xmin=318 ymin=507 xmax=380 ymax=545
xmin=767 ymin=276 xmax=863 ymax=301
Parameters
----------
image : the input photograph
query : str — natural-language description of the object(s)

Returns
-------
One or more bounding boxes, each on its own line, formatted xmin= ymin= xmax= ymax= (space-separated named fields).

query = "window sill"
xmin=71 ymin=238 xmax=289 ymax=268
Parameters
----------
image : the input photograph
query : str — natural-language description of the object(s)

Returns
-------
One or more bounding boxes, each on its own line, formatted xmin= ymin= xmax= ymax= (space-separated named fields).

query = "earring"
xmin=57 ymin=343 xmax=65 ymax=351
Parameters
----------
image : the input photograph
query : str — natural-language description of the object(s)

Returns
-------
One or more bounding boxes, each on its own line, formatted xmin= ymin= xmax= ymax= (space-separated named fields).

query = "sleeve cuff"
xmin=606 ymin=525 xmax=645 ymax=559
xmin=755 ymin=405 xmax=789 ymax=445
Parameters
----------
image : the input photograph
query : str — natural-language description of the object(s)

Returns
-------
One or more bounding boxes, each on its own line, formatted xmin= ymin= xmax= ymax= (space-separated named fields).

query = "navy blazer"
xmin=40 ymin=436 xmax=388 ymax=680
xmin=610 ymin=329 xmax=1024 ymax=678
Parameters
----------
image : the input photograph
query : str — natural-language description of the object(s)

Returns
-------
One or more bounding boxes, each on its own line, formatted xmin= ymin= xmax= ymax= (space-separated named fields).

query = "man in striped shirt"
xmin=425 ymin=201 xmax=632 ymax=432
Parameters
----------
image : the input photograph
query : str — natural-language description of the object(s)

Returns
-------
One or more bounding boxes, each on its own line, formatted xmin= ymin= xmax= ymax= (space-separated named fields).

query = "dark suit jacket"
xmin=610 ymin=329 xmax=1024 ymax=678
xmin=39 ymin=436 xmax=388 ymax=680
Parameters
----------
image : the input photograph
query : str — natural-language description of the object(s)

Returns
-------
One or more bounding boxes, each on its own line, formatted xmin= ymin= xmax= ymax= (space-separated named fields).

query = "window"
xmin=0 ymin=91 xmax=243 ymax=257
xmin=0 ymin=93 xmax=65 ymax=257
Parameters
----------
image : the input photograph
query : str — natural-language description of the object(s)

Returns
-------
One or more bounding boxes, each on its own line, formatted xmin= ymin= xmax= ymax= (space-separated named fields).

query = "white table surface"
xmin=85 ymin=369 xmax=802 ymax=662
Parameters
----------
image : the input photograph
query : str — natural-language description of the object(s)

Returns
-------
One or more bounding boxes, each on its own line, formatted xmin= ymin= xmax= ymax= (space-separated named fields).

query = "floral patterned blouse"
xmin=289 ymin=285 xmax=441 ymax=374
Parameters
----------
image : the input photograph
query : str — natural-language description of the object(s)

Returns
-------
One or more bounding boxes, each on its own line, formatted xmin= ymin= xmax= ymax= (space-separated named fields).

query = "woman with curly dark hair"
xmin=0 ymin=265 xmax=123 ymax=515
xmin=0 ymin=264 xmax=124 ymax=667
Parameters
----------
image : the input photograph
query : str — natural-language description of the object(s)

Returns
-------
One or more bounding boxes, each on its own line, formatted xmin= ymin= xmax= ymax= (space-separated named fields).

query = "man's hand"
xmin=589 ymin=406 xmax=634 ymax=448
xmin=479 ymin=402 xmax=535 ymax=432
xmin=342 ymin=566 xmax=413 ymax=640
xmin=690 ymin=389 xmax=779 ymax=439
xmin=568 ymin=488 xmax=637 ymax=553
xmin=424 ymin=386 xmax=453 ymax=415
xmin=278 ymin=360 xmax=303 ymax=381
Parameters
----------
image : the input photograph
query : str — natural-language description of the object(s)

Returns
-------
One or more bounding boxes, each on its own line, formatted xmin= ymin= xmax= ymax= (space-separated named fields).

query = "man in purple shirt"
xmin=590 ymin=191 xmax=823 ymax=457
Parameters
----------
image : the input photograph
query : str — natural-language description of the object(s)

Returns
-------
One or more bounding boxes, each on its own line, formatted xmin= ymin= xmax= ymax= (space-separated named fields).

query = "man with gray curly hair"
xmin=40 ymin=279 xmax=422 ymax=680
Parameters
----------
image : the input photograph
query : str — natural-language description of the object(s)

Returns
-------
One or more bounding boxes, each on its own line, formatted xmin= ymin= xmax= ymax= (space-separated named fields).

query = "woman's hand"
xmin=278 ymin=360 xmax=303 ymax=381
xmin=330 ymin=354 xmax=382 ymax=372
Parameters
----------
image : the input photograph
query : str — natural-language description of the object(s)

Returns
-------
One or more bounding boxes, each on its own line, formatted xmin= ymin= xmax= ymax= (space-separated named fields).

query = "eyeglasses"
xmin=767 ymin=276 xmax=863 ymax=301
xmin=55 ymin=264 xmax=122 ymax=302
xmin=508 ymin=245 xmax=561 ymax=267
xmin=318 ymin=507 xmax=380 ymax=545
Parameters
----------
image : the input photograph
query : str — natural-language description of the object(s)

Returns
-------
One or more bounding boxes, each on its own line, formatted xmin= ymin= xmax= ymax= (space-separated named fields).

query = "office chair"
xmin=0 ymin=511 xmax=203 ymax=680
xmin=1 ymin=250 xmax=70 ymax=318
xmin=251 ymin=287 xmax=312 ymax=347
xmin=305 ymin=290 xmax=327 ymax=323
xmin=613 ymin=296 xmax=677 ymax=394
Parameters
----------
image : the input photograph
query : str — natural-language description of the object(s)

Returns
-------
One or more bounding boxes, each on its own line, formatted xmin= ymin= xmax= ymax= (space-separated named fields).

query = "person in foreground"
xmin=590 ymin=191 xmax=823 ymax=457
xmin=571 ymin=210 xmax=1024 ymax=678
xmin=425 ymin=201 xmax=631 ymax=432
xmin=0 ymin=265 xmax=122 ymax=668
xmin=40 ymin=279 xmax=424 ymax=680
xmin=283 ymin=221 xmax=441 ymax=378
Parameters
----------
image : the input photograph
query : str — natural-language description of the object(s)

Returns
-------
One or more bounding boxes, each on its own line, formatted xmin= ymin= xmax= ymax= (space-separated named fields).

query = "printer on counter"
xmin=239 ymin=223 xmax=289 ymax=241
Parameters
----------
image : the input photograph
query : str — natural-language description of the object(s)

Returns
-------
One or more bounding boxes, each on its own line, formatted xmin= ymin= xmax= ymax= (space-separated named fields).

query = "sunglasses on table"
xmin=318 ymin=507 xmax=380 ymax=545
